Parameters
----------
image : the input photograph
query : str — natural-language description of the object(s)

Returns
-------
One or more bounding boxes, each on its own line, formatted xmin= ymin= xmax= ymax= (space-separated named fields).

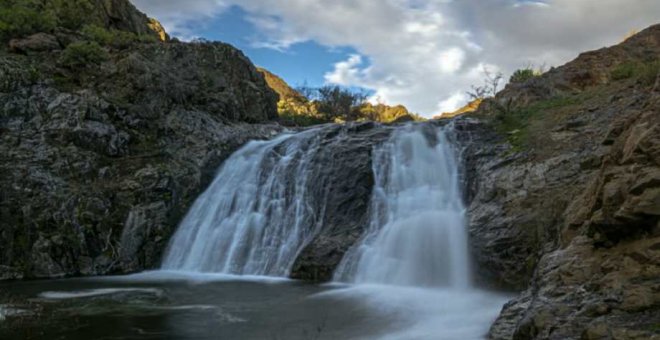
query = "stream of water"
xmin=0 ymin=123 xmax=509 ymax=339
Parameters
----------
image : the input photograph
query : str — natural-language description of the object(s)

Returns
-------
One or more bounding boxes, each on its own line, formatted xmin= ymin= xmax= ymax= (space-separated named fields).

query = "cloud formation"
xmin=134 ymin=0 xmax=660 ymax=116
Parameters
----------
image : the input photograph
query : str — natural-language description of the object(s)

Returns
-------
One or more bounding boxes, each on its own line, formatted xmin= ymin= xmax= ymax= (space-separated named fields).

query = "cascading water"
xmin=162 ymin=128 xmax=326 ymax=276
xmin=334 ymin=123 xmax=470 ymax=287
xmin=328 ymin=123 xmax=508 ymax=340
xmin=158 ymin=122 xmax=507 ymax=339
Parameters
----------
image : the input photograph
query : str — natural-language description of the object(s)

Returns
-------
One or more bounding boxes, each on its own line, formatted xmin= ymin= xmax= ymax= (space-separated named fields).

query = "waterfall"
xmin=162 ymin=128 xmax=326 ymax=276
xmin=161 ymin=121 xmax=471 ymax=287
xmin=157 ymin=122 xmax=505 ymax=340
xmin=334 ymin=123 xmax=470 ymax=287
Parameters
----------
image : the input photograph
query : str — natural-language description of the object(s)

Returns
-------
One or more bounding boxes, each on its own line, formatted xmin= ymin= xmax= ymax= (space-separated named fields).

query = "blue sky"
xmin=134 ymin=0 xmax=660 ymax=117
xmin=188 ymin=6 xmax=358 ymax=88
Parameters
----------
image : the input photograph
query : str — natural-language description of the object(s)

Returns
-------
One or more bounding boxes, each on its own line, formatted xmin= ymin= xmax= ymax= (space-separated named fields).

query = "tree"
xmin=467 ymin=67 xmax=503 ymax=100
xmin=316 ymin=85 xmax=368 ymax=122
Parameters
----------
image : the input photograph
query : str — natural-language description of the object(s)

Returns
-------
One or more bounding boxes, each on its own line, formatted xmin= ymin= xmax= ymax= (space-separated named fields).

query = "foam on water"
xmin=331 ymin=123 xmax=508 ymax=339
xmin=313 ymin=285 xmax=509 ymax=340
xmin=161 ymin=129 xmax=327 ymax=276
xmin=38 ymin=288 xmax=163 ymax=300
xmin=335 ymin=124 xmax=469 ymax=287
xmin=0 ymin=305 xmax=29 ymax=322
xmin=97 ymin=270 xmax=294 ymax=284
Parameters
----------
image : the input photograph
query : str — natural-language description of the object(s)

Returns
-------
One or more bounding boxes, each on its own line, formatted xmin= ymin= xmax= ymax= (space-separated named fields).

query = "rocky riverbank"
xmin=1 ymin=1 xmax=658 ymax=338
xmin=459 ymin=24 xmax=660 ymax=339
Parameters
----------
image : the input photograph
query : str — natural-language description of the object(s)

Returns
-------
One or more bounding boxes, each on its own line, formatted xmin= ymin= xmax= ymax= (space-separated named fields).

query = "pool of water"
xmin=0 ymin=271 xmax=509 ymax=340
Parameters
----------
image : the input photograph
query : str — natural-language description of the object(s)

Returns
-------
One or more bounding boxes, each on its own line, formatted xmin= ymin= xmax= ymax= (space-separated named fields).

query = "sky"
xmin=132 ymin=0 xmax=660 ymax=117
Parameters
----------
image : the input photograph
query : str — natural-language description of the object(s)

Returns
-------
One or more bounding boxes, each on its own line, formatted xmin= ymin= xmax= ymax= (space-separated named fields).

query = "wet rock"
xmin=290 ymin=122 xmax=393 ymax=281
xmin=119 ymin=201 xmax=168 ymax=272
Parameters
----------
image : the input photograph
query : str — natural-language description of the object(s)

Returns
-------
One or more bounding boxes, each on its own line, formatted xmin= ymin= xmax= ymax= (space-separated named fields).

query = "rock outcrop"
xmin=1 ymin=1 xmax=658 ymax=338
xmin=290 ymin=122 xmax=393 ymax=281
xmin=90 ymin=0 xmax=168 ymax=39
xmin=458 ymin=24 xmax=659 ymax=339
xmin=0 ymin=1 xmax=279 ymax=279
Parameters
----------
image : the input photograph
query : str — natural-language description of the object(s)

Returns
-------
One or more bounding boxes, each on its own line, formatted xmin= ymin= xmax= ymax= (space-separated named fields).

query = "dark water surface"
xmin=0 ymin=271 xmax=508 ymax=340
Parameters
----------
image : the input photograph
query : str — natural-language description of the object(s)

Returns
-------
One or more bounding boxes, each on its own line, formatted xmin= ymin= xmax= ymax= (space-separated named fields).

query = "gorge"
xmin=1 ymin=1 xmax=659 ymax=339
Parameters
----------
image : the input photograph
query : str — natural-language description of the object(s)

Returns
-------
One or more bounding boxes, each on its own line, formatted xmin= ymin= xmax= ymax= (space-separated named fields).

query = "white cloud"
xmin=439 ymin=47 xmax=466 ymax=73
xmin=324 ymin=54 xmax=365 ymax=85
xmin=134 ymin=0 xmax=660 ymax=117
xmin=438 ymin=92 xmax=468 ymax=114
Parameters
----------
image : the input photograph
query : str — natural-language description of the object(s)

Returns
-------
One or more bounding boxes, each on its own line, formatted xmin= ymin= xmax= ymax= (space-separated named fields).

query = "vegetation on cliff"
xmin=0 ymin=0 xmax=279 ymax=280
xmin=460 ymin=24 xmax=660 ymax=339
xmin=0 ymin=0 xmax=165 ymax=43
xmin=258 ymin=67 xmax=423 ymax=126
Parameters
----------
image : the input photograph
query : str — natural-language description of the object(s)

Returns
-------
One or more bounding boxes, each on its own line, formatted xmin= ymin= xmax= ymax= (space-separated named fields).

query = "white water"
xmin=159 ymin=123 xmax=507 ymax=339
xmin=39 ymin=288 xmax=164 ymax=300
xmin=331 ymin=124 xmax=508 ymax=339
xmin=335 ymin=124 xmax=469 ymax=287
xmin=162 ymin=128 xmax=325 ymax=276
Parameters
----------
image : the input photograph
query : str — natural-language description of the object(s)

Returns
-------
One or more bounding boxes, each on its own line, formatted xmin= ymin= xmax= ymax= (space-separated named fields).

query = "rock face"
xmin=91 ymin=0 xmax=169 ymax=39
xmin=457 ymin=24 xmax=660 ymax=339
xmin=1 ymin=1 xmax=658 ymax=338
xmin=0 ymin=2 xmax=279 ymax=279
xmin=8 ymin=33 xmax=61 ymax=53
xmin=290 ymin=122 xmax=393 ymax=281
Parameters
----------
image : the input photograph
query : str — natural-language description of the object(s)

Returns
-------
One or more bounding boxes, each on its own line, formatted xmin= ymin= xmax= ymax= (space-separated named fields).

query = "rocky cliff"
xmin=0 ymin=0 xmax=280 ymax=279
xmin=457 ymin=24 xmax=659 ymax=339
xmin=1 ymin=1 xmax=658 ymax=337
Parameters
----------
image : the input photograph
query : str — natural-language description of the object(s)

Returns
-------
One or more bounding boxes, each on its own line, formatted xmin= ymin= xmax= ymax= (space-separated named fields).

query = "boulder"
xmin=8 ymin=33 xmax=60 ymax=53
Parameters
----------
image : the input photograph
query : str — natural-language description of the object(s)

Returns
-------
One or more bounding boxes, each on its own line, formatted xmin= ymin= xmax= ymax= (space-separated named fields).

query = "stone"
xmin=8 ymin=33 xmax=60 ymax=53
xmin=472 ymin=24 xmax=660 ymax=339
xmin=290 ymin=123 xmax=394 ymax=281
xmin=0 ymin=1 xmax=281 ymax=279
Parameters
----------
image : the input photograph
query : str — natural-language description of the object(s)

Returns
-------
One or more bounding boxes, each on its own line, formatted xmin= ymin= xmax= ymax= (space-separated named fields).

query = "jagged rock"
xmin=8 ymin=33 xmax=61 ymax=53
xmin=119 ymin=201 xmax=168 ymax=272
xmin=147 ymin=18 xmax=169 ymax=41
xmin=290 ymin=122 xmax=394 ymax=281
xmin=472 ymin=24 xmax=660 ymax=339
xmin=92 ymin=0 xmax=167 ymax=39
xmin=0 ymin=0 xmax=281 ymax=279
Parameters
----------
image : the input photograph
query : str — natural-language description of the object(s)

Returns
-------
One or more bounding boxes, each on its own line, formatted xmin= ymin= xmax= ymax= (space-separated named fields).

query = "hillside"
xmin=257 ymin=67 xmax=307 ymax=103
xmin=257 ymin=67 xmax=421 ymax=125
xmin=0 ymin=0 xmax=279 ymax=279
xmin=435 ymin=98 xmax=483 ymax=119
xmin=458 ymin=24 xmax=660 ymax=339
xmin=0 ymin=1 xmax=658 ymax=339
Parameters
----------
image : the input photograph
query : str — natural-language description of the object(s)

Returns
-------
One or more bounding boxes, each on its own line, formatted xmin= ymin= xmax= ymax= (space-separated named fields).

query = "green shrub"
xmin=0 ymin=2 xmax=56 ymax=41
xmin=46 ymin=0 xmax=96 ymax=30
xmin=639 ymin=60 xmax=660 ymax=85
xmin=611 ymin=62 xmax=637 ymax=80
xmin=82 ymin=25 xmax=156 ymax=49
xmin=59 ymin=41 xmax=108 ymax=69
xmin=0 ymin=0 xmax=104 ymax=41
xmin=494 ymin=96 xmax=578 ymax=150
xmin=510 ymin=68 xmax=537 ymax=83
xmin=81 ymin=25 xmax=113 ymax=44
xmin=611 ymin=60 xmax=660 ymax=85
xmin=279 ymin=111 xmax=328 ymax=127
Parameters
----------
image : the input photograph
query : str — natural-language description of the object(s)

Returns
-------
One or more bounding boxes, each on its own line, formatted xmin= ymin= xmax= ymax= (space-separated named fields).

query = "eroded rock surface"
xmin=456 ymin=24 xmax=660 ymax=339
xmin=0 ymin=1 xmax=280 ymax=279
